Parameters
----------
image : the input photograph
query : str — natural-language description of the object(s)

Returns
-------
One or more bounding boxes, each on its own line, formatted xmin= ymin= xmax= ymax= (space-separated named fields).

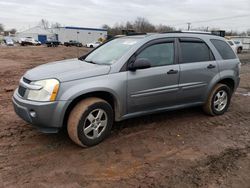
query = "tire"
xmin=203 ymin=84 xmax=232 ymax=116
xmin=237 ymin=47 xmax=242 ymax=54
xmin=90 ymin=45 xmax=93 ymax=48
xmin=67 ymin=97 xmax=113 ymax=147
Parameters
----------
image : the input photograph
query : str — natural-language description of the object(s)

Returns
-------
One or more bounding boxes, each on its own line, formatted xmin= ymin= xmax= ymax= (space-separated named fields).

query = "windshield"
xmin=84 ymin=37 xmax=141 ymax=65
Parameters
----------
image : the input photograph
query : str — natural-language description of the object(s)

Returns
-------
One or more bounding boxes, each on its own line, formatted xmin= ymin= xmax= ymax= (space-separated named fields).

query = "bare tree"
xmin=51 ymin=22 xmax=61 ymax=28
xmin=156 ymin=24 xmax=174 ymax=33
xmin=102 ymin=17 xmax=175 ymax=36
xmin=9 ymin=28 xmax=17 ymax=34
xmin=39 ymin=19 xmax=50 ymax=29
xmin=247 ymin=29 xmax=250 ymax=36
xmin=125 ymin=21 xmax=133 ymax=30
xmin=133 ymin=17 xmax=155 ymax=32
xmin=0 ymin=24 xmax=4 ymax=32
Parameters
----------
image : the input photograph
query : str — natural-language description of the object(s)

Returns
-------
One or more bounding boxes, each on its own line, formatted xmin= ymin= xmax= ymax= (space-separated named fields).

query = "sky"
xmin=0 ymin=0 xmax=250 ymax=32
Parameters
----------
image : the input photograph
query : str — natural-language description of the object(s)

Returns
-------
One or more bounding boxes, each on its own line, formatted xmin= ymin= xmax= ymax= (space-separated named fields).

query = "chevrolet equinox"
xmin=13 ymin=32 xmax=241 ymax=147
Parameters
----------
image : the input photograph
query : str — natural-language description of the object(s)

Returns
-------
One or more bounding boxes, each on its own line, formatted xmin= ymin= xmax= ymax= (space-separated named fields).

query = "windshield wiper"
xmin=84 ymin=60 xmax=97 ymax=64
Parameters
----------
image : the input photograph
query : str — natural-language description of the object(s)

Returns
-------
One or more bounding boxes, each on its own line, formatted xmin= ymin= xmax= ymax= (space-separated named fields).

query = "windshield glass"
xmin=84 ymin=37 xmax=141 ymax=65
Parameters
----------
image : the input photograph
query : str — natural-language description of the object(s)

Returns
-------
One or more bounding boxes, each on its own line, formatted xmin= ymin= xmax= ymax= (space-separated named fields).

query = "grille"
xmin=18 ymin=77 xmax=30 ymax=97
xmin=18 ymin=86 xmax=26 ymax=97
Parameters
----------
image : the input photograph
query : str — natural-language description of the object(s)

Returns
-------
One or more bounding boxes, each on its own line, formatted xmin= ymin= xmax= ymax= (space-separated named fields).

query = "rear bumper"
xmin=12 ymin=89 xmax=70 ymax=133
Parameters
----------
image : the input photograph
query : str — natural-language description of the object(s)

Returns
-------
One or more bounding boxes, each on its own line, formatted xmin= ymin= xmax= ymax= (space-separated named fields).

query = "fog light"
xmin=30 ymin=110 xmax=37 ymax=118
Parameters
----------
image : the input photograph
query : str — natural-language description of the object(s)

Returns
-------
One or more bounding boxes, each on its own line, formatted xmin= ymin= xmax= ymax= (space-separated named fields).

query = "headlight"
xmin=27 ymin=79 xmax=60 ymax=102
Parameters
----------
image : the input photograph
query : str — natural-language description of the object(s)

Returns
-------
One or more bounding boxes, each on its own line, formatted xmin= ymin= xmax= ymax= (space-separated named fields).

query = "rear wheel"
xmin=67 ymin=97 xmax=113 ymax=147
xmin=203 ymin=84 xmax=232 ymax=116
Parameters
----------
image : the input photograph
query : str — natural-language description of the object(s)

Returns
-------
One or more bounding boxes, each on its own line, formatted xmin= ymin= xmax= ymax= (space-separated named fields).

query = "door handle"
xmin=167 ymin=69 xmax=178 ymax=74
xmin=207 ymin=64 xmax=216 ymax=69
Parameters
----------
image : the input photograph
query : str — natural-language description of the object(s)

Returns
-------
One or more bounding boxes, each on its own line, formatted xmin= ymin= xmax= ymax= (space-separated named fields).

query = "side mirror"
xmin=128 ymin=58 xmax=151 ymax=71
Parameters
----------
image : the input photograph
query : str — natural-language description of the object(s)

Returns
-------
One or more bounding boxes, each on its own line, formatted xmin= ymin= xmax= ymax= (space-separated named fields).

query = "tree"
xmin=156 ymin=24 xmax=174 ymax=33
xmin=133 ymin=17 xmax=155 ymax=32
xmin=102 ymin=17 xmax=175 ymax=36
xmin=125 ymin=21 xmax=133 ymax=30
xmin=0 ymin=24 xmax=4 ymax=32
xmin=247 ymin=29 xmax=250 ymax=36
xmin=39 ymin=19 xmax=50 ymax=29
xmin=51 ymin=22 xmax=61 ymax=28
xmin=9 ymin=28 xmax=17 ymax=34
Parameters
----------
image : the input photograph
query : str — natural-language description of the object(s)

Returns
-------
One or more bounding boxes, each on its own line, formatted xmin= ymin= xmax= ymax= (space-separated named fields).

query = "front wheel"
xmin=203 ymin=84 xmax=232 ymax=116
xmin=67 ymin=97 xmax=113 ymax=147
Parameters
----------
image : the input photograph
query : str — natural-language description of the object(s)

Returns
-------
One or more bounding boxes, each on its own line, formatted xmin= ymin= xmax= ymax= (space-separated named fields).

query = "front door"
xmin=127 ymin=38 xmax=180 ymax=114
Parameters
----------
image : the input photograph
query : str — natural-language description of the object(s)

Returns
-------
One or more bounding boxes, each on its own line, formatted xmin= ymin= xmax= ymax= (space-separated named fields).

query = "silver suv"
xmin=13 ymin=32 xmax=241 ymax=147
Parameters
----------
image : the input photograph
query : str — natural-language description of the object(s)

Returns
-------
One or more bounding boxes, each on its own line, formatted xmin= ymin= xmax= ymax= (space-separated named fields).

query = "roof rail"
xmin=126 ymin=32 xmax=147 ymax=36
xmin=161 ymin=31 xmax=213 ymax=35
xmin=161 ymin=31 xmax=182 ymax=33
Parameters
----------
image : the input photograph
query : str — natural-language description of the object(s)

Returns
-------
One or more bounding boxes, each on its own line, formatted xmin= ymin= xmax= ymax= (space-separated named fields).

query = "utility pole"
xmin=77 ymin=31 xmax=80 ymax=58
xmin=187 ymin=23 xmax=191 ymax=31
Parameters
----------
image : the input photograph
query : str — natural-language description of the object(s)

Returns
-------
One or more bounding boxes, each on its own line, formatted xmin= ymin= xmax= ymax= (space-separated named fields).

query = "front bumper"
xmin=12 ymin=89 xmax=69 ymax=133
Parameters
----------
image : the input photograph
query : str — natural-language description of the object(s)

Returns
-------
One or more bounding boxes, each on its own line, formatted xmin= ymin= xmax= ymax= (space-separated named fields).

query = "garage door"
xmin=38 ymin=35 xmax=47 ymax=44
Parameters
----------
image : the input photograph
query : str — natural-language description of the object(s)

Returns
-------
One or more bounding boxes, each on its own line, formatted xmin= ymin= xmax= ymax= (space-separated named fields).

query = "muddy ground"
xmin=0 ymin=46 xmax=250 ymax=188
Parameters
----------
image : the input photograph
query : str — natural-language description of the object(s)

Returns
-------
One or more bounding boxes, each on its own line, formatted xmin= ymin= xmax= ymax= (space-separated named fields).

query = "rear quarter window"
xmin=211 ymin=39 xmax=236 ymax=60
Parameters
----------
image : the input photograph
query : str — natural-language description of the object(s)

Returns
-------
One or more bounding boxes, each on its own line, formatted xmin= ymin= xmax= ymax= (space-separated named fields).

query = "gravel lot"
xmin=0 ymin=46 xmax=250 ymax=188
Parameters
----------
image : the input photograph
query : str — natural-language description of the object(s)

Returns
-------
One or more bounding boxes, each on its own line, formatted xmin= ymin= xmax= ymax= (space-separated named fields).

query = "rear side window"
xmin=211 ymin=39 xmax=236 ymax=60
xmin=179 ymin=40 xmax=214 ymax=63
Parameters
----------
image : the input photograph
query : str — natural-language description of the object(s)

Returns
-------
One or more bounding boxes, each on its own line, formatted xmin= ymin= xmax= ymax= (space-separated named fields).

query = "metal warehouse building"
xmin=51 ymin=26 xmax=107 ymax=45
xmin=16 ymin=26 xmax=56 ymax=44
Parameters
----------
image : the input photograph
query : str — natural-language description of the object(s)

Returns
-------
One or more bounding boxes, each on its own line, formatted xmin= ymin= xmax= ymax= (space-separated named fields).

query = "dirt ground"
xmin=0 ymin=46 xmax=250 ymax=188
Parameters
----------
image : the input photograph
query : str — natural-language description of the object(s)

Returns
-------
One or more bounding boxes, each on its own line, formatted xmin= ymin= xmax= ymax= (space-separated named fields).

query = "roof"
xmin=18 ymin=26 xmax=54 ymax=35
xmin=61 ymin=26 xmax=107 ymax=32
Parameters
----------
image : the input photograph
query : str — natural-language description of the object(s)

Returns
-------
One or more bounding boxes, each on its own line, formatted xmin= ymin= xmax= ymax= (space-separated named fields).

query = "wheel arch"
xmin=217 ymin=78 xmax=235 ymax=92
xmin=62 ymin=91 xmax=120 ymax=128
xmin=204 ymin=76 xmax=236 ymax=103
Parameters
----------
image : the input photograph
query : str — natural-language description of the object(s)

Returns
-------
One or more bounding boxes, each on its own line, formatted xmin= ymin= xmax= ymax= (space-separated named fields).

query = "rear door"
xmin=177 ymin=38 xmax=219 ymax=104
xmin=127 ymin=38 xmax=180 ymax=113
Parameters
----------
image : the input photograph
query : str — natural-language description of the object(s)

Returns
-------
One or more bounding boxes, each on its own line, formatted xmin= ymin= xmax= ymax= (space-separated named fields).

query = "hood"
xmin=24 ymin=58 xmax=111 ymax=82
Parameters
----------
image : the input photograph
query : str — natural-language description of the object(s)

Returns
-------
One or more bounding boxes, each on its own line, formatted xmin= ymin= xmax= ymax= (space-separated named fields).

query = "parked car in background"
xmin=4 ymin=38 xmax=14 ymax=46
xmin=227 ymin=40 xmax=243 ymax=54
xmin=234 ymin=40 xmax=243 ymax=54
xmin=13 ymin=32 xmax=241 ymax=147
xmin=46 ymin=40 xmax=61 ymax=47
xmin=64 ymin=40 xmax=83 ymax=47
xmin=21 ymin=37 xmax=41 ymax=46
xmin=86 ymin=41 xmax=102 ymax=48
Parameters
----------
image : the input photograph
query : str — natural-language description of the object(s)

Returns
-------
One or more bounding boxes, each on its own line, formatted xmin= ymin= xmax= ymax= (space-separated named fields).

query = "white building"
xmin=16 ymin=26 xmax=56 ymax=44
xmin=51 ymin=26 xmax=107 ymax=45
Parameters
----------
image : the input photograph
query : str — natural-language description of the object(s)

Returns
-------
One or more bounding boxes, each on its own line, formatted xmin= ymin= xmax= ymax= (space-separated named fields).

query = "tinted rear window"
xmin=180 ymin=41 xmax=214 ymax=63
xmin=211 ymin=39 xmax=236 ymax=60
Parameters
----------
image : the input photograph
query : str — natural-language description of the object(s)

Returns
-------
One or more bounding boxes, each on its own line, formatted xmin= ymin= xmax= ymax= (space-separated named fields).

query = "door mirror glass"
xmin=128 ymin=58 xmax=151 ymax=71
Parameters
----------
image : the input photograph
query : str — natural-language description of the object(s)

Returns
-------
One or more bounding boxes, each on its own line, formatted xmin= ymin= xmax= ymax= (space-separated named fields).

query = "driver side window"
xmin=137 ymin=42 xmax=174 ymax=67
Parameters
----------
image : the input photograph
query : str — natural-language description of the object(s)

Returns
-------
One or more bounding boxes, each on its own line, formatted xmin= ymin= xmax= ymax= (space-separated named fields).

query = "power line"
xmin=172 ymin=14 xmax=250 ymax=27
